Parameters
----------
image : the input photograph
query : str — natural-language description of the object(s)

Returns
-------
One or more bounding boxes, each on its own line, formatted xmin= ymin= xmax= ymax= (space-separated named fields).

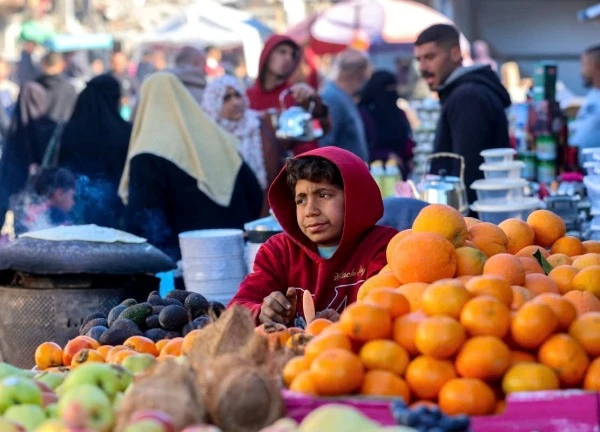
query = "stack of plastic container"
xmin=470 ymin=148 xmax=542 ymax=224
xmin=582 ymin=148 xmax=600 ymax=240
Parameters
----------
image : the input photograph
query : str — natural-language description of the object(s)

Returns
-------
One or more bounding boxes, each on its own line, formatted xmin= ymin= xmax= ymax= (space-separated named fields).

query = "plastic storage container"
xmin=470 ymin=178 xmax=528 ymax=204
xmin=480 ymin=148 xmax=516 ymax=164
xmin=480 ymin=161 xmax=525 ymax=180
xmin=470 ymin=198 xmax=542 ymax=224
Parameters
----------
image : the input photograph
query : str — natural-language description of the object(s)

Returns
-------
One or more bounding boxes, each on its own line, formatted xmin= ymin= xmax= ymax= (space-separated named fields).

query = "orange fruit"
xmin=523 ymin=273 xmax=560 ymax=296
xmin=305 ymin=318 xmax=332 ymax=337
xmin=510 ymin=286 xmax=534 ymax=310
xmin=124 ymin=336 xmax=159 ymax=357
xmin=464 ymin=217 xmax=481 ymax=229
xmin=563 ymin=290 xmax=600 ymax=316
xmin=289 ymin=370 xmax=318 ymax=396
xmin=483 ymin=253 xmax=526 ymax=286
xmin=421 ymin=279 xmax=471 ymax=319
xmin=364 ymin=289 xmax=410 ymax=319
xmin=533 ymin=293 xmax=577 ymax=330
xmin=181 ymin=329 xmax=203 ymax=355
xmin=405 ymin=356 xmax=457 ymax=400
xmin=339 ymin=302 xmax=391 ymax=342
xmin=379 ymin=264 xmax=393 ymax=274
xmin=583 ymin=357 xmax=600 ymax=391
xmin=96 ymin=345 xmax=112 ymax=359
xmin=455 ymin=336 xmax=511 ymax=381
xmin=390 ymin=232 xmax=457 ymax=284
xmin=63 ymin=337 xmax=96 ymax=366
xmin=551 ymin=236 xmax=585 ymax=257
xmin=109 ymin=349 xmax=136 ymax=365
xmin=77 ymin=336 xmax=101 ymax=350
xmin=527 ymin=209 xmax=567 ymax=248
xmin=415 ymin=316 xmax=466 ymax=359
xmin=519 ymin=257 xmax=545 ymax=275
xmin=583 ymin=241 xmax=600 ymax=254
xmin=304 ymin=332 xmax=352 ymax=362
xmin=160 ymin=338 xmax=183 ymax=357
xmin=515 ymin=245 xmax=551 ymax=259
xmin=502 ymin=362 xmax=560 ymax=393
xmin=465 ymin=275 xmax=513 ymax=307
xmin=538 ymin=333 xmax=590 ymax=387
xmin=459 ymin=296 xmax=510 ymax=338
xmin=396 ymin=283 xmax=429 ymax=312
xmin=71 ymin=349 xmax=105 ymax=368
xmin=357 ymin=273 xmax=401 ymax=301
xmin=499 ymin=218 xmax=535 ymax=255
xmin=386 ymin=229 xmax=413 ymax=264
xmin=35 ymin=342 xmax=63 ymax=370
xmin=510 ymin=302 xmax=558 ymax=349
xmin=546 ymin=254 xmax=573 ymax=268
xmin=105 ymin=345 xmax=130 ymax=363
xmin=569 ymin=312 xmax=600 ymax=357
xmin=412 ymin=204 xmax=468 ymax=248
xmin=361 ymin=370 xmax=411 ymax=401
xmin=282 ymin=356 xmax=311 ymax=387
xmin=467 ymin=222 xmax=508 ymax=257
xmin=310 ymin=348 xmax=364 ymax=396
xmin=392 ymin=311 xmax=427 ymax=356
xmin=438 ymin=378 xmax=496 ymax=416
xmin=572 ymin=265 xmax=600 ymax=297
xmin=572 ymin=253 xmax=600 ymax=270
xmin=359 ymin=339 xmax=409 ymax=376
xmin=510 ymin=350 xmax=536 ymax=366
xmin=548 ymin=265 xmax=579 ymax=294
xmin=454 ymin=247 xmax=487 ymax=277
xmin=318 ymin=322 xmax=344 ymax=337
xmin=155 ymin=339 xmax=170 ymax=353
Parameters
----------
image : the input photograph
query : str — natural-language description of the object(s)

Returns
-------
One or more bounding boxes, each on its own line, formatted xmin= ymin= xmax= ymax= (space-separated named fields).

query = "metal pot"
xmin=418 ymin=152 xmax=469 ymax=215
xmin=275 ymin=88 xmax=324 ymax=142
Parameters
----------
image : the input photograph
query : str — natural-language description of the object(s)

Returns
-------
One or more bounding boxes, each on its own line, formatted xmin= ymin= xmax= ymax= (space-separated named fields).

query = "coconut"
xmin=115 ymin=359 xmax=206 ymax=431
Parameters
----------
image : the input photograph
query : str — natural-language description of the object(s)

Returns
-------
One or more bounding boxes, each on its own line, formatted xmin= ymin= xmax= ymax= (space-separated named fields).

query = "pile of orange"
xmin=283 ymin=205 xmax=600 ymax=417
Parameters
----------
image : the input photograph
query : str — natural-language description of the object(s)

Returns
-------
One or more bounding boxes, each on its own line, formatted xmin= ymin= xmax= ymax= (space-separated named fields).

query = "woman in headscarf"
xmin=359 ymin=70 xmax=415 ymax=179
xmin=202 ymin=75 xmax=280 ymax=196
xmin=0 ymin=82 xmax=56 ymax=227
xmin=119 ymin=72 xmax=263 ymax=260
xmin=59 ymin=74 xmax=132 ymax=228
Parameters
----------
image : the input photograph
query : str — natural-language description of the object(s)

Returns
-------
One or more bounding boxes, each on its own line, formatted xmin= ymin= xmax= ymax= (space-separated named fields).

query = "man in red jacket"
xmin=229 ymin=147 xmax=398 ymax=327
xmin=247 ymin=34 xmax=329 ymax=155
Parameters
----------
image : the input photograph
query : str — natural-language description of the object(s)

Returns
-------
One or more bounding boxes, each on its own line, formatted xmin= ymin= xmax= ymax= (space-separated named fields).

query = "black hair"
xmin=415 ymin=24 xmax=460 ymax=49
xmin=41 ymin=52 xmax=63 ymax=68
xmin=33 ymin=168 xmax=76 ymax=198
xmin=285 ymin=156 xmax=344 ymax=193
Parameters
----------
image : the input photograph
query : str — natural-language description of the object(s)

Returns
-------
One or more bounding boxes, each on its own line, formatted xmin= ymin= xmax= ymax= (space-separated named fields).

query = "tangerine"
xmin=519 ymin=257 xmax=545 ymax=275
xmin=364 ymin=289 xmax=410 ymax=319
xmin=527 ymin=210 xmax=567 ymax=248
xmin=583 ymin=358 xmax=600 ymax=391
xmin=415 ymin=316 xmax=466 ymax=359
xmin=310 ymin=349 xmax=364 ymax=396
xmin=510 ymin=285 xmax=534 ymax=310
xmin=569 ymin=312 xmax=600 ymax=357
xmin=289 ymin=371 xmax=319 ymax=396
xmin=35 ymin=342 xmax=63 ymax=370
xmin=515 ymin=245 xmax=551 ymax=259
xmin=572 ymin=266 xmax=600 ymax=297
xmin=498 ymin=218 xmax=535 ymax=255
xmin=483 ymin=253 xmax=526 ymax=286
xmin=563 ymin=291 xmax=600 ymax=316
xmin=359 ymin=339 xmax=409 ymax=376
xmin=548 ymin=265 xmax=579 ymax=295
xmin=71 ymin=349 xmax=105 ymax=368
xmin=533 ymin=293 xmax=577 ymax=330
xmin=305 ymin=318 xmax=333 ymax=337
xmin=438 ymin=378 xmax=496 ymax=416
xmin=304 ymin=332 xmax=352 ymax=362
xmin=551 ymin=236 xmax=585 ymax=257
xmin=454 ymin=247 xmax=487 ymax=277
xmin=160 ymin=338 xmax=183 ymax=357
xmin=523 ymin=273 xmax=560 ymax=296
xmin=466 ymin=275 xmax=513 ymax=307
xmin=361 ymin=370 xmax=411 ymax=401
xmin=282 ymin=356 xmax=311 ymax=387
xmin=455 ymin=336 xmax=511 ymax=381
xmin=339 ymin=303 xmax=392 ymax=342
xmin=572 ymin=253 xmax=600 ymax=270
xmin=546 ymin=254 xmax=573 ymax=268
xmin=412 ymin=204 xmax=468 ymax=248
xmin=392 ymin=311 xmax=427 ymax=356
xmin=386 ymin=229 xmax=413 ymax=264
xmin=538 ymin=334 xmax=590 ymax=387
xmin=460 ymin=296 xmax=511 ymax=338
xmin=396 ymin=283 xmax=429 ymax=312
xmin=467 ymin=222 xmax=508 ymax=257
xmin=356 ymin=273 xmax=401 ymax=301
xmin=421 ymin=279 xmax=471 ymax=319
xmin=583 ymin=241 xmax=600 ymax=254
xmin=124 ymin=336 xmax=159 ymax=357
xmin=510 ymin=350 xmax=536 ymax=366
xmin=510 ymin=302 xmax=558 ymax=349
xmin=405 ymin=356 xmax=456 ymax=400
xmin=502 ymin=362 xmax=560 ymax=393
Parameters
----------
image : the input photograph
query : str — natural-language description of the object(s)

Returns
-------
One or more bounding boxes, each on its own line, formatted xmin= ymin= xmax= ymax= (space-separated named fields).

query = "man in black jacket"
xmin=414 ymin=24 xmax=511 ymax=205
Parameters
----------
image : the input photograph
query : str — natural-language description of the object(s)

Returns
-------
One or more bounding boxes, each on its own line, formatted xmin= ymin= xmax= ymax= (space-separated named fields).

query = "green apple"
xmin=122 ymin=354 xmax=157 ymax=376
xmin=35 ymin=371 xmax=67 ymax=390
xmin=124 ymin=419 xmax=167 ymax=432
xmin=34 ymin=419 xmax=68 ymax=432
xmin=61 ymin=363 xmax=120 ymax=399
xmin=5 ymin=403 xmax=47 ymax=431
xmin=58 ymin=384 xmax=114 ymax=432
xmin=0 ymin=362 xmax=26 ymax=380
xmin=108 ymin=364 xmax=133 ymax=392
xmin=113 ymin=392 xmax=124 ymax=410
xmin=0 ymin=376 xmax=43 ymax=413
xmin=0 ymin=418 xmax=26 ymax=432
xmin=46 ymin=403 xmax=59 ymax=418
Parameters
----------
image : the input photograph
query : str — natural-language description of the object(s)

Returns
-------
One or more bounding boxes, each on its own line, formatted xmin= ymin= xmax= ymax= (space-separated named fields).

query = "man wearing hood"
xmin=247 ymin=35 xmax=330 ymax=155
xmin=36 ymin=52 xmax=78 ymax=123
xmin=171 ymin=46 xmax=207 ymax=106
xmin=414 ymin=24 xmax=511 ymax=204
xmin=229 ymin=147 xmax=398 ymax=326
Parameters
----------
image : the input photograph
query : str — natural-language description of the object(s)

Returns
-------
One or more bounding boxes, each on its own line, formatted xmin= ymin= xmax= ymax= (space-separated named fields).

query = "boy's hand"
xmin=315 ymin=309 xmax=340 ymax=322
xmin=290 ymin=83 xmax=315 ymax=104
xmin=259 ymin=288 xmax=297 ymax=325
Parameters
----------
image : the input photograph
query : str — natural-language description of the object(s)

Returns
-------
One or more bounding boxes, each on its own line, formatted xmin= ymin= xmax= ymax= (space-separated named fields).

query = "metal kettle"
xmin=418 ymin=152 xmax=469 ymax=215
xmin=275 ymin=88 xmax=324 ymax=142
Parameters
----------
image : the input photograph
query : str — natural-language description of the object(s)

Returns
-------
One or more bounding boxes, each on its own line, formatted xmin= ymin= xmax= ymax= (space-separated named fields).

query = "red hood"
xmin=247 ymin=34 xmax=301 ymax=110
xmin=268 ymin=147 xmax=383 ymax=261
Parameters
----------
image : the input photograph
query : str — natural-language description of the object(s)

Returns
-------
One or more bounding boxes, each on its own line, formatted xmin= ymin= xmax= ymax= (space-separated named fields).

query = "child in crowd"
xmin=229 ymin=147 xmax=398 ymax=326
xmin=12 ymin=167 xmax=76 ymax=235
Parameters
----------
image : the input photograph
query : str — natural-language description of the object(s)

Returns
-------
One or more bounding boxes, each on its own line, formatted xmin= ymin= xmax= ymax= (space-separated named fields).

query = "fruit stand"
xmin=0 ymin=207 xmax=599 ymax=432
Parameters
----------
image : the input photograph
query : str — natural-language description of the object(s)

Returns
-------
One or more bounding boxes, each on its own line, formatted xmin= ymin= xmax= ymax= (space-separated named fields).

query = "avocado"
xmin=100 ymin=319 xmax=141 ymax=345
xmin=82 ymin=312 xmax=107 ymax=327
xmin=158 ymin=305 xmax=188 ymax=331
xmin=121 ymin=298 xmax=138 ymax=307
xmin=108 ymin=305 xmax=127 ymax=327
xmin=147 ymin=290 xmax=159 ymax=298
xmin=145 ymin=315 xmax=160 ymax=329
xmin=143 ymin=328 xmax=168 ymax=342
xmin=164 ymin=331 xmax=181 ymax=339
xmin=165 ymin=290 xmax=192 ymax=303
xmin=209 ymin=301 xmax=226 ymax=318
xmin=182 ymin=321 xmax=206 ymax=336
xmin=119 ymin=303 xmax=153 ymax=327
xmin=152 ymin=306 xmax=165 ymax=315
xmin=164 ymin=298 xmax=183 ymax=307
xmin=147 ymin=294 xmax=167 ymax=307
xmin=184 ymin=293 xmax=210 ymax=319
xmin=193 ymin=315 xmax=211 ymax=327
xmin=86 ymin=326 xmax=108 ymax=342
xmin=80 ymin=318 xmax=109 ymax=336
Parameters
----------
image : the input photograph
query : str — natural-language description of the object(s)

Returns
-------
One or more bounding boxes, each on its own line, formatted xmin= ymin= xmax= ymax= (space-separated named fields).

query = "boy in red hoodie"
xmin=229 ymin=147 xmax=398 ymax=326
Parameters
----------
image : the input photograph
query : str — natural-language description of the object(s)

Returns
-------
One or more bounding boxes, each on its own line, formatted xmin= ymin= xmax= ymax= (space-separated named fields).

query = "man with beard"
xmin=570 ymin=45 xmax=600 ymax=162
xmin=36 ymin=52 xmax=78 ymax=123
xmin=414 ymin=24 xmax=511 ymax=205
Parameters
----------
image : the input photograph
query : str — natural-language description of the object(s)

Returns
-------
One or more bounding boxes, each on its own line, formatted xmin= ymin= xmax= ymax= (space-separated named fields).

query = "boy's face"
xmin=295 ymin=180 xmax=345 ymax=248
xmin=50 ymin=188 xmax=75 ymax=213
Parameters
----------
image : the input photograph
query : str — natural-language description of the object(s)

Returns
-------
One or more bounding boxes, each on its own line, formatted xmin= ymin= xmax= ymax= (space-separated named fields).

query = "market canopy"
xmin=286 ymin=0 xmax=470 ymax=55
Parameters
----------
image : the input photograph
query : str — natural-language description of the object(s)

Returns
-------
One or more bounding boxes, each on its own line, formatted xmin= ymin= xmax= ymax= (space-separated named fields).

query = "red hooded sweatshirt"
xmin=229 ymin=147 xmax=398 ymax=324
xmin=247 ymin=35 xmax=327 ymax=155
